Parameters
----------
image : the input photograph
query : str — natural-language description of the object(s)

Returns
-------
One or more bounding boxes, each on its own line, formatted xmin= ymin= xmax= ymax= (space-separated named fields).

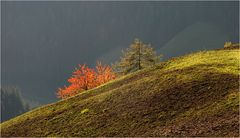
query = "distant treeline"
xmin=1 ymin=86 xmax=30 ymax=122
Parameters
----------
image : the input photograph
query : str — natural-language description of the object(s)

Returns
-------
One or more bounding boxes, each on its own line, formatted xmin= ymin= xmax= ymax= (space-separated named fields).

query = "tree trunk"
xmin=138 ymin=44 xmax=141 ymax=70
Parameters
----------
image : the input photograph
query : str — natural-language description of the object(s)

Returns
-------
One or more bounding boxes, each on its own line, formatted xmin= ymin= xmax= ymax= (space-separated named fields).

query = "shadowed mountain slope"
xmin=158 ymin=22 xmax=230 ymax=60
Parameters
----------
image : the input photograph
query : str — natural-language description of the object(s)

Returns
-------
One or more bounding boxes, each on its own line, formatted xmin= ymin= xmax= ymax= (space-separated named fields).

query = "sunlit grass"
xmin=164 ymin=49 xmax=240 ymax=75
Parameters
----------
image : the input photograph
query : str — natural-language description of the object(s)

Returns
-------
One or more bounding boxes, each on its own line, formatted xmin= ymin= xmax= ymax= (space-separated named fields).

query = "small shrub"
xmin=224 ymin=41 xmax=240 ymax=48
xmin=224 ymin=41 xmax=232 ymax=48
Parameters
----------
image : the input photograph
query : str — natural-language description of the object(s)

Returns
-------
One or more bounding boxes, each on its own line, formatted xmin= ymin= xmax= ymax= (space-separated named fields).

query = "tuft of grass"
xmin=80 ymin=109 xmax=89 ymax=114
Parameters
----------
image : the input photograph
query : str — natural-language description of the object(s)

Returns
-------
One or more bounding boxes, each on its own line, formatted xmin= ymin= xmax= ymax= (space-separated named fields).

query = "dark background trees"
xmin=1 ymin=86 xmax=30 ymax=122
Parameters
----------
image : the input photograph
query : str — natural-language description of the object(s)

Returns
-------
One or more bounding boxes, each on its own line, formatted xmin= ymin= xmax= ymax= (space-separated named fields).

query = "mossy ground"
xmin=1 ymin=48 xmax=239 ymax=137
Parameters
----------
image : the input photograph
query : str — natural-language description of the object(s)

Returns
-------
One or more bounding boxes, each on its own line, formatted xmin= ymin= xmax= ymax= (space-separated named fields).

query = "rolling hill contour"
xmin=1 ymin=47 xmax=239 ymax=137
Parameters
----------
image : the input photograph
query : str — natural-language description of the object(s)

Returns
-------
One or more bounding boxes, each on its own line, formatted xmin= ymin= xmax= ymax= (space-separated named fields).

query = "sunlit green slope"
xmin=1 ymin=48 xmax=239 ymax=137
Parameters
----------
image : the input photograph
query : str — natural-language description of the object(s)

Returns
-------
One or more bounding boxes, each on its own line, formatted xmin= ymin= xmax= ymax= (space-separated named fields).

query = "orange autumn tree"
xmin=96 ymin=61 xmax=116 ymax=85
xmin=57 ymin=62 xmax=115 ymax=99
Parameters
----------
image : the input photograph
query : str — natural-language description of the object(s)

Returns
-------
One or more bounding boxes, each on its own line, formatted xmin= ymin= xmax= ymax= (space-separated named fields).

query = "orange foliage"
xmin=96 ymin=61 xmax=116 ymax=85
xmin=57 ymin=62 xmax=115 ymax=99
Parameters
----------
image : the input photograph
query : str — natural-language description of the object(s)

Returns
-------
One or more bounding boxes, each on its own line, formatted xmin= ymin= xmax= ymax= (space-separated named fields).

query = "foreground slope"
xmin=1 ymin=48 xmax=239 ymax=137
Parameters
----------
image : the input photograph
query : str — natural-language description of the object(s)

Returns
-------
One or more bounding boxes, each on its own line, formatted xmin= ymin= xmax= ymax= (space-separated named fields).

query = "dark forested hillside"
xmin=1 ymin=86 xmax=30 ymax=122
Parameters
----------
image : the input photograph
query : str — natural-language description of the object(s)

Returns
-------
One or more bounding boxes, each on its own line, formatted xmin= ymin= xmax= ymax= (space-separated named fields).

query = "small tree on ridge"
xmin=113 ymin=38 xmax=162 ymax=75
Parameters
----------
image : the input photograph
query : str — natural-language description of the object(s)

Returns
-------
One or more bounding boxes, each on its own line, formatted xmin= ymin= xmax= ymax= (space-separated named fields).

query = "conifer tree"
xmin=113 ymin=38 xmax=162 ymax=75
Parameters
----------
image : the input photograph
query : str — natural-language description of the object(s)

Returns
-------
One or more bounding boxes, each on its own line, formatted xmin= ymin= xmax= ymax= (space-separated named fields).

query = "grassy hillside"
xmin=1 ymin=48 xmax=239 ymax=137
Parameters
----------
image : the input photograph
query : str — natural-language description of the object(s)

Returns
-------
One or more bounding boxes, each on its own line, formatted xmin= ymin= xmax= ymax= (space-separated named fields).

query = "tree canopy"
xmin=57 ymin=62 xmax=115 ymax=99
xmin=113 ymin=38 xmax=162 ymax=75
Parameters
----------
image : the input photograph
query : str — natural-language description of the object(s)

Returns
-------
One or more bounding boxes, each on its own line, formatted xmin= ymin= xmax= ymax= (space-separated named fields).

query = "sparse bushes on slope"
xmin=58 ymin=39 xmax=162 ymax=99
